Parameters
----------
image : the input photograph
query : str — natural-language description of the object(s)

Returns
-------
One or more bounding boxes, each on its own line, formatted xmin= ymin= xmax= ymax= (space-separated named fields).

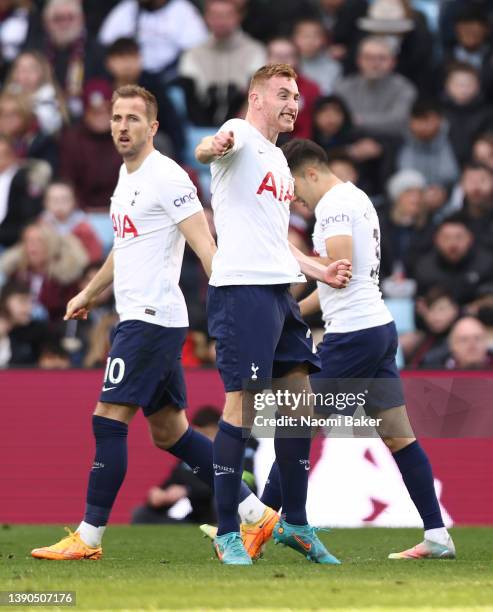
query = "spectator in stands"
xmin=0 ymin=222 xmax=88 ymax=322
xmin=265 ymin=37 xmax=320 ymax=139
xmin=99 ymin=0 xmax=208 ymax=82
xmin=40 ymin=181 xmax=102 ymax=264
xmin=131 ymin=406 xmax=221 ymax=524
xmin=59 ymin=78 xmax=121 ymax=212
xmin=317 ymin=0 xmax=368 ymax=68
xmin=82 ymin=0 xmax=121 ymax=34
xmin=178 ymin=0 xmax=265 ymax=127
xmin=413 ymin=214 xmax=493 ymax=306
xmin=472 ymin=132 xmax=493 ymax=173
xmin=0 ymin=92 xmax=58 ymax=171
xmin=0 ymin=135 xmax=46 ymax=249
xmin=356 ymin=0 xmax=436 ymax=93
xmin=445 ymin=163 xmax=493 ymax=248
xmin=292 ymin=17 xmax=342 ymax=94
xmin=4 ymin=50 xmax=68 ymax=135
xmin=334 ymin=35 xmax=416 ymax=137
xmin=38 ymin=341 xmax=71 ymax=369
xmin=25 ymin=0 xmax=106 ymax=118
xmin=442 ymin=62 xmax=493 ymax=166
xmin=397 ymin=99 xmax=460 ymax=216
xmin=233 ymin=0 xmax=318 ymax=43
xmin=312 ymin=94 xmax=396 ymax=197
xmin=403 ymin=288 xmax=460 ymax=369
xmin=327 ymin=153 xmax=359 ymax=185
xmin=105 ymin=37 xmax=185 ymax=160
xmin=0 ymin=280 xmax=50 ymax=366
xmin=379 ymin=169 xmax=431 ymax=279
xmin=426 ymin=316 xmax=493 ymax=370
xmin=0 ymin=0 xmax=32 ymax=80
xmin=443 ymin=3 xmax=493 ymax=97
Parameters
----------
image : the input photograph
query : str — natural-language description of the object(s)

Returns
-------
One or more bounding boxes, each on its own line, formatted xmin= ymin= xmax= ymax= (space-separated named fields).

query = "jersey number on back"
xmin=370 ymin=227 xmax=381 ymax=283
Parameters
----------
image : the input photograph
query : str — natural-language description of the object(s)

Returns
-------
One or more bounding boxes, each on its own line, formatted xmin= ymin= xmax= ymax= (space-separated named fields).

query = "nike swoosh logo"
xmin=102 ymin=386 xmax=117 ymax=392
xmin=294 ymin=535 xmax=312 ymax=551
xmin=214 ymin=471 xmax=231 ymax=476
xmin=258 ymin=150 xmax=265 ymax=154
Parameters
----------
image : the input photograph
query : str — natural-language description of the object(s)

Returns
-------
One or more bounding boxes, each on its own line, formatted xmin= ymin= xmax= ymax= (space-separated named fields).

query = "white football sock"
xmin=425 ymin=527 xmax=450 ymax=546
xmin=238 ymin=493 xmax=267 ymax=524
xmin=77 ymin=521 xmax=106 ymax=547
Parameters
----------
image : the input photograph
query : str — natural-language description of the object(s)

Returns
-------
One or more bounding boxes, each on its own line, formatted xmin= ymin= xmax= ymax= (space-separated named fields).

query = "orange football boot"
xmin=31 ymin=528 xmax=102 ymax=560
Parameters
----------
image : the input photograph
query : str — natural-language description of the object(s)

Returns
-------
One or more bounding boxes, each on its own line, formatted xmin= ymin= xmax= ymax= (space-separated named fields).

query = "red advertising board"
xmin=0 ymin=369 xmax=492 ymax=524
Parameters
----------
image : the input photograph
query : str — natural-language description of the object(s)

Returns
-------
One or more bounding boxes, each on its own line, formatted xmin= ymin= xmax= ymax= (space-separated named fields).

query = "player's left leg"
xmin=375 ymin=406 xmax=455 ymax=559
xmin=368 ymin=322 xmax=455 ymax=559
xmin=148 ymin=369 xmax=273 ymax=560
xmin=269 ymin=289 xmax=340 ymax=564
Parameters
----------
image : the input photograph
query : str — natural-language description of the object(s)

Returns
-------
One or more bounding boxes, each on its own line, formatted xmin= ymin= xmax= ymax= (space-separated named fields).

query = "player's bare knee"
xmin=382 ymin=436 xmax=416 ymax=453
xmin=93 ymin=402 xmax=136 ymax=424
xmin=149 ymin=407 xmax=188 ymax=450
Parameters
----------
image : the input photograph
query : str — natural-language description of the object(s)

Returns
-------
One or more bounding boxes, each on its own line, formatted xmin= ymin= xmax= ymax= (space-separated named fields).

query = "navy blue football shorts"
xmin=207 ymin=284 xmax=321 ymax=392
xmin=311 ymin=321 xmax=405 ymax=416
xmin=99 ymin=320 xmax=187 ymax=416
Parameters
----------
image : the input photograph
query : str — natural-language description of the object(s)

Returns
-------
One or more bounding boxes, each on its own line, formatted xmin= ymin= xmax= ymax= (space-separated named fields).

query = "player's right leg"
xmin=31 ymin=401 xmax=136 ymax=560
xmin=206 ymin=285 xmax=288 ymax=564
xmin=31 ymin=320 xmax=177 ymax=560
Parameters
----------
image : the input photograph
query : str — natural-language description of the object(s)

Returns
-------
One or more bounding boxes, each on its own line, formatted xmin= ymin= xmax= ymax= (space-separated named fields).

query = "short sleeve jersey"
xmin=209 ymin=118 xmax=304 ymax=286
xmin=312 ymin=182 xmax=392 ymax=333
xmin=110 ymin=150 xmax=203 ymax=327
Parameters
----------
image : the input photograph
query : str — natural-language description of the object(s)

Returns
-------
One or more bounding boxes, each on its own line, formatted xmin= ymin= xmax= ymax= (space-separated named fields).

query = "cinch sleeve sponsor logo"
xmin=320 ymin=213 xmax=350 ymax=228
xmin=174 ymin=191 xmax=197 ymax=207
xmin=256 ymin=171 xmax=294 ymax=203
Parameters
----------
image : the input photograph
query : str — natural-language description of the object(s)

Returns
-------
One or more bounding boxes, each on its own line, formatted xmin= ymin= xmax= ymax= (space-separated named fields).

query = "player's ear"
xmin=249 ymin=90 xmax=261 ymax=110
xmin=150 ymin=120 xmax=159 ymax=137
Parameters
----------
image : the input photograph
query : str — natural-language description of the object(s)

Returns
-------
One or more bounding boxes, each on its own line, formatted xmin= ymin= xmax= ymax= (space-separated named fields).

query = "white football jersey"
xmin=110 ymin=150 xmax=203 ymax=327
xmin=209 ymin=118 xmax=305 ymax=286
xmin=312 ymin=182 xmax=392 ymax=333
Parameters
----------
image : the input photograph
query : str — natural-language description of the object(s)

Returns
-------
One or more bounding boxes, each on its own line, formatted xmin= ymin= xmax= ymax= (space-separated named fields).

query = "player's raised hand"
xmin=212 ymin=130 xmax=234 ymax=157
xmin=64 ymin=290 xmax=94 ymax=321
xmin=324 ymin=259 xmax=352 ymax=289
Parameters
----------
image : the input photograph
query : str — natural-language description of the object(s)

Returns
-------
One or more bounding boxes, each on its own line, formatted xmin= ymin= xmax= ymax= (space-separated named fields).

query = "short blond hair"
xmin=249 ymin=63 xmax=298 ymax=92
xmin=111 ymin=85 xmax=158 ymax=122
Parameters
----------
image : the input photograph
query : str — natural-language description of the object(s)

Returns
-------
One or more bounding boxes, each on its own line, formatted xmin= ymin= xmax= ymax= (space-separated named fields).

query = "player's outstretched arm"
xmin=195 ymin=131 xmax=234 ymax=164
xmin=64 ymin=250 xmax=114 ymax=320
xmin=299 ymin=289 xmax=321 ymax=317
xmin=178 ymin=211 xmax=217 ymax=278
xmin=289 ymin=243 xmax=351 ymax=289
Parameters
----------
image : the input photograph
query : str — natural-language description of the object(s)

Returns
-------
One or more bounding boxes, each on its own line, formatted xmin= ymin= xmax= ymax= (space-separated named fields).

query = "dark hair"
xmin=292 ymin=16 xmax=325 ymax=33
xmin=281 ymin=138 xmax=329 ymax=173
xmin=111 ymin=84 xmax=158 ymax=122
xmin=191 ymin=406 xmax=221 ymax=428
xmin=314 ymin=94 xmax=352 ymax=124
xmin=436 ymin=212 xmax=471 ymax=231
xmin=455 ymin=4 xmax=489 ymax=25
xmin=0 ymin=280 xmax=31 ymax=303
xmin=411 ymin=98 xmax=442 ymax=118
xmin=327 ymin=150 xmax=356 ymax=167
xmin=423 ymin=287 xmax=457 ymax=307
xmin=462 ymin=160 xmax=493 ymax=175
xmin=106 ymin=37 xmax=140 ymax=58
xmin=446 ymin=61 xmax=480 ymax=79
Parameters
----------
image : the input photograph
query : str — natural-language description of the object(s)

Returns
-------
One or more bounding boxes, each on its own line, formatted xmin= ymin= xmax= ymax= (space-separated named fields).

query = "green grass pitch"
xmin=1 ymin=526 xmax=492 ymax=611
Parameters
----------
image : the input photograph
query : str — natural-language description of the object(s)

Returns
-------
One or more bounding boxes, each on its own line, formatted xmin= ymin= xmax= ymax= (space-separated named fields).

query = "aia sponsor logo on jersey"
xmin=256 ymin=171 xmax=294 ymax=203
xmin=112 ymin=213 xmax=138 ymax=238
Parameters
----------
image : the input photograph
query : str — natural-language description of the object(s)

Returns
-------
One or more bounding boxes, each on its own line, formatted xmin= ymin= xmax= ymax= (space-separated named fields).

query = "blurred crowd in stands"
xmin=0 ymin=0 xmax=492 ymax=371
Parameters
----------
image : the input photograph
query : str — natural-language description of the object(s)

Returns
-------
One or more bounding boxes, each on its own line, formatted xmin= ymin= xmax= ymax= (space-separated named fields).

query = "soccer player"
xmin=30 ymin=85 xmax=266 ymax=560
xmin=261 ymin=138 xmax=456 ymax=560
xmin=195 ymin=64 xmax=351 ymax=565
